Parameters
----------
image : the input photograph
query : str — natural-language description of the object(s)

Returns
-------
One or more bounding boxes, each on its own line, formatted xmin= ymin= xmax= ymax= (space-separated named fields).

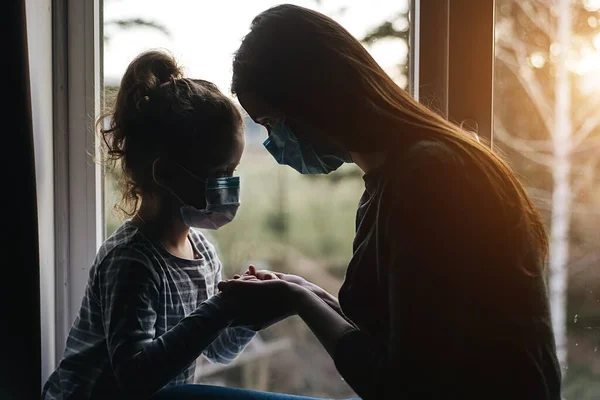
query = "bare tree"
xmin=495 ymin=0 xmax=600 ymax=369
xmin=104 ymin=18 xmax=171 ymax=43
xmin=104 ymin=0 xmax=171 ymax=43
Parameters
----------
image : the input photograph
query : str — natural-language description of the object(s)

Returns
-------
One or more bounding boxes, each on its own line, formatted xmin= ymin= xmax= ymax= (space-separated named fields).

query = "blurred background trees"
xmin=102 ymin=1 xmax=599 ymax=397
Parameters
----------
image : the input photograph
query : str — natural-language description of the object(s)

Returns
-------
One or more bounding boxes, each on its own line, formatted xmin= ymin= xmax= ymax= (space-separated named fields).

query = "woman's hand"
xmin=238 ymin=266 xmax=344 ymax=316
xmin=238 ymin=265 xmax=315 ymax=288
xmin=218 ymin=274 xmax=302 ymax=331
xmin=234 ymin=265 xmax=280 ymax=281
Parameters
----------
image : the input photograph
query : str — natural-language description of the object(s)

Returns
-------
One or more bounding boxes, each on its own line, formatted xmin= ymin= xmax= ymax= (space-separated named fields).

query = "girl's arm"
xmin=98 ymin=249 xmax=236 ymax=398
xmin=203 ymin=260 xmax=256 ymax=364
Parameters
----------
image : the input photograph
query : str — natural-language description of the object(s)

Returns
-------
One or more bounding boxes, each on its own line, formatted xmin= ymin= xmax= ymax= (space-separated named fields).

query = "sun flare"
xmin=572 ymin=33 xmax=600 ymax=95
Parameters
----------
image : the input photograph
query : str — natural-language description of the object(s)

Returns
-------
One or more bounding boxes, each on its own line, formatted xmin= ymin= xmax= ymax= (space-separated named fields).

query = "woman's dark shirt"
xmin=335 ymin=140 xmax=561 ymax=399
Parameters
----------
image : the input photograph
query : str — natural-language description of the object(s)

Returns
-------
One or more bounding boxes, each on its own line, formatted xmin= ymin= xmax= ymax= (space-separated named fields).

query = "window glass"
xmin=103 ymin=0 xmax=412 ymax=396
xmin=494 ymin=1 xmax=600 ymax=396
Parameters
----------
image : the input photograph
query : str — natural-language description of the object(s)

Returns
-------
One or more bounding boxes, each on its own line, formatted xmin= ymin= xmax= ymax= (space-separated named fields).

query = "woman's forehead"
xmin=237 ymin=92 xmax=280 ymax=122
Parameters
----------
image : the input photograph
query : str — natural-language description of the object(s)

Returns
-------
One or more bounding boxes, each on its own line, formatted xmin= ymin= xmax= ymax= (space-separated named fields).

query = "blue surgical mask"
xmin=179 ymin=176 xmax=240 ymax=230
xmin=264 ymin=120 xmax=352 ymax=174
xmin=155 ymin=162 xmax=241 ymax=230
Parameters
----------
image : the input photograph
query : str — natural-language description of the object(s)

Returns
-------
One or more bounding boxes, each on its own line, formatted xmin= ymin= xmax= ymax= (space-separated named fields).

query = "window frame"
xmin=42 ymin=0 xmax=495 ymax=377
xmin=51 ymin=0 xmax=104 ymax=362
xmin=26 ymin=0 xmax=56 ymax=385
xmin=417 ymin=0 xmax=495 ymax=145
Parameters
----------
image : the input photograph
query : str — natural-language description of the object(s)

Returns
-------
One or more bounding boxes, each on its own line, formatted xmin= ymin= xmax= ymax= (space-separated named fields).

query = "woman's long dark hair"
xmin=232 ymin=4 xmax=548 ymax=275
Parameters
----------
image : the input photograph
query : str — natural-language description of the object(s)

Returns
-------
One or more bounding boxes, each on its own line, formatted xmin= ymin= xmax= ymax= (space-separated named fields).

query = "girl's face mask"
xmin=155 ymin=162 xmax=241 ymax=230
xmin=178 ymin=176 xmax=240 ymax=230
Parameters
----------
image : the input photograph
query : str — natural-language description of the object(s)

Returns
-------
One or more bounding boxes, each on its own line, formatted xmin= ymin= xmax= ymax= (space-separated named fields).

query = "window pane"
xmin=494 ymin=1 xmax=600 ymax=397
xmin=102 ymin=0 xmax=412 ymax=396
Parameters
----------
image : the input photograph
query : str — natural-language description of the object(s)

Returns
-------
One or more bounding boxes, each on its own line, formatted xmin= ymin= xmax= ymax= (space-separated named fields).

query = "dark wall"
xmin=1 ymin=0 xmax=42 ymax=398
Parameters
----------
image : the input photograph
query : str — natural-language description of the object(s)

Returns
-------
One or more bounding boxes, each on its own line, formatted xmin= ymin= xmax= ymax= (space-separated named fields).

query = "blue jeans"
xmin=152 ymin=384 xmax=359 ymax=400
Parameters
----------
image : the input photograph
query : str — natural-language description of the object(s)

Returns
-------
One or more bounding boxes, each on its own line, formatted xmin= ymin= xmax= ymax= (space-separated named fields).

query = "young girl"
xmin=42 ymin=50 xmax=257 ymax=399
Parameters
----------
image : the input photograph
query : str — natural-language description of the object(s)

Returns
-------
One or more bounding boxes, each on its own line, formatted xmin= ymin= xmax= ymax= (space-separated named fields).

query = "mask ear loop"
xmin=153 ymin=159 xmax=214 ymax=214
xmin=152 ymin=158 xmax=188 ymax=207
xmin=175 ymin=163 xmax=208 ymax=184
xmin=132 ymin=158 xmax=175 ymax=226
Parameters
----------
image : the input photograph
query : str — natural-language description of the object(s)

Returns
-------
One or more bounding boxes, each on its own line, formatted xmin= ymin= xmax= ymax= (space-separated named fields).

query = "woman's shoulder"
xmin=383 ymin=139 xmax=467 ymax=189
xmin=400 ymin=139 xmax=465 ymax=169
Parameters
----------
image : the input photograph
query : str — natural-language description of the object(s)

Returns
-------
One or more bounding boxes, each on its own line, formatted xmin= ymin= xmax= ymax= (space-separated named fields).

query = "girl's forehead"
xmin=176 ymin=128 xmax=244 ymax=173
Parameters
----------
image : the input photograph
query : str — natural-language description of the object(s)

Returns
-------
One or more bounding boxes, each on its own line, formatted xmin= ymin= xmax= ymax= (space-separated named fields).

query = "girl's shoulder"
xmin=91 ymin=220 xmax=160 ymax=276
xmin=97 ymin=219 xmax=149 ymax=254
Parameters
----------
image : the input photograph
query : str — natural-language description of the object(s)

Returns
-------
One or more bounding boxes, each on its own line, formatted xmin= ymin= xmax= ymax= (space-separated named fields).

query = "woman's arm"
xmin=216 ymin=277 xmax=357 ymax=359
xmin=244 ymin=267 xmax=355 ymax=327
xmin=290 ymin=284 xmax=357 ymax=357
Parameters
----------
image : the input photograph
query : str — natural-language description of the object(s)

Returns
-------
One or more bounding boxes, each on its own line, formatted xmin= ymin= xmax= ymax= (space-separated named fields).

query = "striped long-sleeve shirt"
xmin=42 ymin=220 xmax=255 ymax=400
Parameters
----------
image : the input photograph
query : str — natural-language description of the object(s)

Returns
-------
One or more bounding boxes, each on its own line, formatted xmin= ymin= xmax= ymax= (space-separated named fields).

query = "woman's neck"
xmin=349 ymin=151 xmax=387 ymax=174
xmin=135 ymin=196 xmax=193 ymax=259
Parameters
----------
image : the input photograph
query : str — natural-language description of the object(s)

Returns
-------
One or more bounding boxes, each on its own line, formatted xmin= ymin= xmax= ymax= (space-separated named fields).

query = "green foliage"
xmin=103 ymin=85 xmax=119 ymax=111
xmin=562 ymin=363 xmax=600 ymax=400
xmin=106 ymin=18 xmax=170 ymax=36
xmin=104 ymin=9 xmax=171 ymax=43
xmin=362 ymin=15 xmax=409 ymax=44
xmin=359 ymin=9 xmax=411 ymax=84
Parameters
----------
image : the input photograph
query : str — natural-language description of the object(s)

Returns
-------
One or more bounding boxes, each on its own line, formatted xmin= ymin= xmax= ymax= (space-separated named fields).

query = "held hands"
xmin=218 ymin=266 xmax=342 ymax=331
xmin=237 ymin=265 xmax=309 ymax=287
xmin=217 ymin=268 xmax=302 ymax=331
xmin=236 ymin=266 xmax=344 ymax=318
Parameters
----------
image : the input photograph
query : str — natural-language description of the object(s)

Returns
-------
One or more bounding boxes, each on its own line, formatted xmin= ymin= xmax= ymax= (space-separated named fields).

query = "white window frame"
xmin=26 ymin=0 xmax=55 ymax=384
xmin=51 ymin=0 xmax=104 ymax=362
xmin=42 ymin=0 xmax=495 ymax=380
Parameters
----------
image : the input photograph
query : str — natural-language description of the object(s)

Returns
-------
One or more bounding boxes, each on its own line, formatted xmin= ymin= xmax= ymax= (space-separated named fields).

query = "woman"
xmin=219 ymin=4 xmax=562 ymax=400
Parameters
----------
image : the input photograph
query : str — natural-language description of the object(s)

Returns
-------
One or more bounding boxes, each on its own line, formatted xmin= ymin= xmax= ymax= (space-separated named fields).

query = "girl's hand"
xmin=234 ymin=265 xmax=280 ymax=281
xmin=238 ymin=265 xmax=306 ymax=286
xmin=238 ymin=266 xmax=344 ymax=317
xmin=218 ymin=275 xmax=302 ymax=330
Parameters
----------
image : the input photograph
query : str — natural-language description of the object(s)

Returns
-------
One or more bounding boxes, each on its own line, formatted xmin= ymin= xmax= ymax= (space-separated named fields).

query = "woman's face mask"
xmin=263 ymin=119 xmax=352 ymax=175
xmin=155 ymin=163 xmax=240 ymax=230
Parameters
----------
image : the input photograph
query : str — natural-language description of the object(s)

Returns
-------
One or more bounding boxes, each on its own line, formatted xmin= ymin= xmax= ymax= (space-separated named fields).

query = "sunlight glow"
xmin=529 ymin=52 xmax=546 ymax=68
xmin=584 ymin=0 xmax=600 ymax=12
xmin=572 ymin=34 xmax=600 ymax=95
xmin=570 ymin=39 xmax=600 ymax=76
